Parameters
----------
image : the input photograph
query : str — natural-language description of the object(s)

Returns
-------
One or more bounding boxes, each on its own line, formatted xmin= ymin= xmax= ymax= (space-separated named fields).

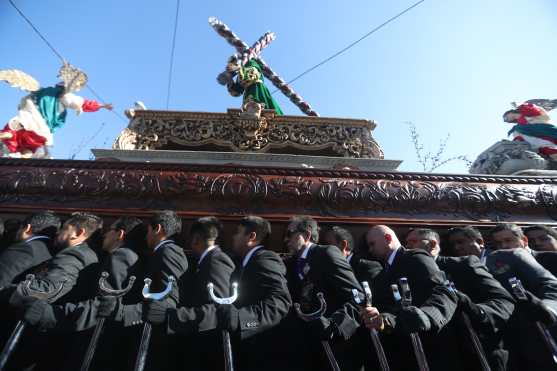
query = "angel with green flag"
xmin=0 ymin=63 xmax=113 ymax=158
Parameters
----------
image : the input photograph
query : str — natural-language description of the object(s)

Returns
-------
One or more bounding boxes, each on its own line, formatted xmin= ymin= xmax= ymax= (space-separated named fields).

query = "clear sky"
xmin=1 ymin=0 xmax=556 ymax=173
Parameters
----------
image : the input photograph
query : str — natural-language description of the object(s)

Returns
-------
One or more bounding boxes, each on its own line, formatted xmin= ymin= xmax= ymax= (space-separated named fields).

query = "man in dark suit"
xmin=322 ymin=225 xmax=384 ymax=371
xmin=143 ymin=216 xmax=235 ymax=371
xmin=360 ymin=225 xmax=458 ymax=371
xmin=283 ymin=216 xmax=364 ymax=371
xmin=488 ymin=224 xmax=557 ymax=371
xmin=406 ymin=228 xmax=515 ymax=371
xmin=209 ymin=215 xmax=291 ymax=371
xmin=0 ymin=211 xmax=60 ymax=290
xmin=7 ymin=212 xmax=103 ymax=371
xmin=0 ymin=211 xmax=61 ymax=368
xmin=100 ymin=210 xmax=188 ymax=371
xmin=525 ymin=225 xmax=557 ymax=252
xmin=15 ymin=217 xmax=143 ymax=330
xmin=17 ymin=216 xmax=146 ymax=371
xmin=446 ymin=226 xmax=492 ymax=263
xmin=491 ymin=223 xmax=557 ymax=277
xmin=322 ymin=225 xmax=383 ymax=284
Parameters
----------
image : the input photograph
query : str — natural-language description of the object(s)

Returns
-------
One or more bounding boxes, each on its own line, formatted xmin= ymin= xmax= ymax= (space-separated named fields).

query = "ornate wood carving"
xmin=0 ymin=158 xmax=556 ymax=225
xmin=113 ymin=109 xmax=384 ymax=159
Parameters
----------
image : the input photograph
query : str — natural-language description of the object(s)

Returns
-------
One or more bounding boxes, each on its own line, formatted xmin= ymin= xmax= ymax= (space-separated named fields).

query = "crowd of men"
xmin=0 ymin=211 xmax=557 ymax=371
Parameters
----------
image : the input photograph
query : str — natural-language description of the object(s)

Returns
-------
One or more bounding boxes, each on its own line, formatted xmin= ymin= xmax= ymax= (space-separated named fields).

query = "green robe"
xmin=239 ymin=60 xmax=283 ymax=115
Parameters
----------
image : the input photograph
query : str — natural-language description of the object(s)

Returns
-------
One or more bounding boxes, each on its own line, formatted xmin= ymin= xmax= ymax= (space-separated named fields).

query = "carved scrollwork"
xmin=0 ymin=159 xmax=556 ymax=223
xmin=111 ymin=109 xmax=384 ymax=158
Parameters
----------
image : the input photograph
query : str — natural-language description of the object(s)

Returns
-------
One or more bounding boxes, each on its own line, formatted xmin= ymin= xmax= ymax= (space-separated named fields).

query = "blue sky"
xmin=1 ymin=0 xmax=556 ymax=172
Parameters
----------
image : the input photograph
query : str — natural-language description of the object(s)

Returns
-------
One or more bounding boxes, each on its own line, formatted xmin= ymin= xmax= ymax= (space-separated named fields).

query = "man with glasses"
xmin=283 ymin=215 xmax=364 ymax=371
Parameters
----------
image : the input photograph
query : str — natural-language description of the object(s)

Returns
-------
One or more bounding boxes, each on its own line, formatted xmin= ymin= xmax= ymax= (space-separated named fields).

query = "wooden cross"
xmin=209 ymin=17 xmax=319 ymax=116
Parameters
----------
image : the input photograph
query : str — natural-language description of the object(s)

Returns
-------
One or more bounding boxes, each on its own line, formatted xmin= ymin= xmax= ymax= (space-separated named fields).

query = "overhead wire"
xmin=165 ymin=0 xmax=181 ymax=109
xmin=271 ymin=0 xmax=425 ymax=94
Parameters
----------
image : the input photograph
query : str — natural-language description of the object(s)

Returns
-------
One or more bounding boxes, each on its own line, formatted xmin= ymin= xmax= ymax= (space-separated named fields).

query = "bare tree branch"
xmin=406 ymin=122 xmax=472 ymax=172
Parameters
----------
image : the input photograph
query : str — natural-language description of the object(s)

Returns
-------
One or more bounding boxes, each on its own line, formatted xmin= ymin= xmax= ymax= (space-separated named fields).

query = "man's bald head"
xmin=365 ymin=225 xmax=402 ymax=262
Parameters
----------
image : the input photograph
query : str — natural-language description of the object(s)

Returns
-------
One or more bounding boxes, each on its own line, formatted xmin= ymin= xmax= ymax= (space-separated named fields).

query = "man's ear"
xmin=476 ymin=238 xmax=485 ymax=247
xmin=340 ymin=239 xmax=350 ymax=254
xmin=74 ymin=227 xmax=87 ymax=239
xmin=155 ymin=224 xmax=163 ymax=235
xmin=522 ymin=235 xmax=529 ymax=248
xmin=303 ymin=231 xmax=313 ymax=243
xmin=24 ymin=224 xmax=32 ymax=235
xmin=384 ymin=233 xmax=393 ymax=243
xmin=249 ymin=231 xmax=257 ymax=242
xmin=429 ymin=239 xmax=439 ymax=254
xmin=117 ymin=229 xmax=125 ymax=241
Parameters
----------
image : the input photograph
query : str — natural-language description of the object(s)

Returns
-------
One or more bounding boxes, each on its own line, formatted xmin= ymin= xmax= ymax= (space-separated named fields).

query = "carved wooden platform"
xmin=1 ymin=158 xmax=555 ymax=226
xmin=113 ymin=109 xmax=383 ymax=159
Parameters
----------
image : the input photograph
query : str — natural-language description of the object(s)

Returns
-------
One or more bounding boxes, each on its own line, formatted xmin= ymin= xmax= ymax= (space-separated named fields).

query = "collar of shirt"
xmin=299 ymin=243 xmax=314 ymax=260
xmin=525 ymin=246 xmax=533 ymax=255
xmin=387 ymin=247 xmax=399 ymax=267
xmin=346 ymin=253 xmax=354 ymax=264
xmin=242 ymin=245 xmax=263 ymax=268
xmin=479 ymin=248 xmax=488 ymax=264
xmin=198 ymin=245 xmax=218 ymax=265
xmin=25 ymin=235 xmax=50 ymax=243
xmin=153 ymin=239 xmax=173 ymax=253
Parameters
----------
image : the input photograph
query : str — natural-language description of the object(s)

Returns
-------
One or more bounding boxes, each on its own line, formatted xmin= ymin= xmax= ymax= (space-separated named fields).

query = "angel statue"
xmin=223 ymin=56 xmax=283 ymax=115
xmin=0 ymin=63 xmax=113 ymax=158
xmin=503 ymin=99 xmax=557 ymax=160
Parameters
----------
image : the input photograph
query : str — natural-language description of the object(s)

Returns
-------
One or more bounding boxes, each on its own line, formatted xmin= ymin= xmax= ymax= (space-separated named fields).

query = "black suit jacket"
xmin=167 ymin=246 xmax=235 ymax=334
xmin=28 ymin=243 xmax=99 ymax=305
xmin=487 ymin=248 xmax=557 ymax=370
xmin=10 ymin=243 xmax=99 ymax=371
xmin=167 ymin=247 xmax=235 ymax=371
xmin=287 ymin=244 xmax=363 ymax=338
xmin=0 ymin=236 xmax=53 ymax=289
xmin=531 ymin=249 xmax=557 ymax=278
xmin=38 ymin=246 xmax=140 ymax=332
xmin=231 ymin=247 xmax=291 ymax=371
xmin=486 ymin=248 xmax=557 ymax=312
xmin=122 ymin=241 xmax=189 ymax=326
xmin=349 ymin=254 xmax=383 ymax=286
xmin=285 ymin=244 xmax=364 ymax=371
xmin=119 ymin=241 xmax=188 ymax=371
xmin=349 ymin=255 xmax=384 ymax=371
xmin=436 ymin=255 xmax=515 ymax=371
xmin=437 ymin=255 xmax=515 ymax=335
xmin=373 ymin=247 xmax=458 ymax=371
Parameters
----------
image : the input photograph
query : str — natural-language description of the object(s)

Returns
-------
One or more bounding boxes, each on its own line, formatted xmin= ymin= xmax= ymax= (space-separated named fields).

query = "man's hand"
xmin=396 ymin=306 xmax=431 ymax=333
xmin=8 ymin=288 xmax=33 ymax=309
xmin=456 ymin=291 xmax=488 ymax=324
xmin=97 ymin=296 xmax=119 ymax=318
xmin=23 ymin=299 xmax=49 ymax=326
xmin=518 ymin=291 xmax=557 ymax=325
xmin=143 ymin=300 xmax=170 ymax=325
xmin=307 ymin=316 xmax=337 ymax=340
xmin=360 ymin=306 xmax=383 ymax=331
xmin=217 ymin=304 xmax=239 ymax=332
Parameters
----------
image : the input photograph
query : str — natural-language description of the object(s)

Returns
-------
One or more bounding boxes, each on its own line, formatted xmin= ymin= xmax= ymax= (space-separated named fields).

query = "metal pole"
xmin=0 ymin=275 xmax=65 ymax=371
xmin=207 ymin=282 xmax=239 ymax=371
xmin=392 ymin=279 xmax=430 ymax=371
xmin=294 ymin=292 xmax=341 ymax=371
xmin=80 ymin=272 xmax=136 ymax=371
xmin=133 ymin=276 xmax=175 ymax=371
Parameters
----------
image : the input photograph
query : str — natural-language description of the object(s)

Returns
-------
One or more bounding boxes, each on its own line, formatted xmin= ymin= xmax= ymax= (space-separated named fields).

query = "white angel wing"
xmin=58 ymin=62 xmax=88 ymax=93
xmin=0 ymin=69 xmax=40 ymax=92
